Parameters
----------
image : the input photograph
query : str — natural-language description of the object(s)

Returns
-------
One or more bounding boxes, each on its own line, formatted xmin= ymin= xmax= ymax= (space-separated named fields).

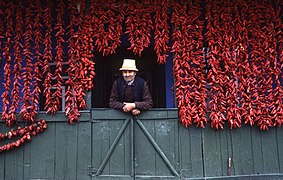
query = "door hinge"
xmin=87 ymin=166 xmax=98 ymax=176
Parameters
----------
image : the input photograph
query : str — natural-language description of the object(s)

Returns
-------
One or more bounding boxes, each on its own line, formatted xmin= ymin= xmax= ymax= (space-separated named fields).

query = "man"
xmin=109 ymin=59 xmax=153 ymax=115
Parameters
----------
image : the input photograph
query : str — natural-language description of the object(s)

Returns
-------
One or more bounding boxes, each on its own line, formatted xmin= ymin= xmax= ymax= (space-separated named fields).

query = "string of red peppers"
xmin=94 ymin=0 xmax=124 ymax=56
xmin=65 ymin=0 xmax=81 ymax=124
xmin=0 ymin=0 xmax=47 ymax=153
xmin=0 ymin=119 xmax=47 ymax=153
xmin=77 ymin=0 xmax=95 ymax=99
xmin=153 ymin=0 xmax=170 ymax=64
xmin=1 ymin=1 xmax=14 ymax=127
xmin=51 ymin=0 xmax=66 ymax=114
xmin=272 ymin=0 xmax=283 ymax=127
xmin=42 ymin=1 xmax=55 ymax=114
xmin=9 ymin=0 xmax=24 ymax=127
xmin=20 ymin=0 xmax=36 ymax=123
xmin=31 ymin=0 xmax=44 ymax=123
xmin=125 ymin=0 xmax=153 ymax=57
xmin=0 ymin=0 xmax=4 ymax=49
xmin=171 ymin=1 xmax=206 ymax=128
xmin=245 ymin=0 xmax=280 ymax=130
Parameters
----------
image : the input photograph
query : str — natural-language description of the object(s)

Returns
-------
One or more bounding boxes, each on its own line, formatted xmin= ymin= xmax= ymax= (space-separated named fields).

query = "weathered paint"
xmin=0 ymin=109 xmax=283 ymax=180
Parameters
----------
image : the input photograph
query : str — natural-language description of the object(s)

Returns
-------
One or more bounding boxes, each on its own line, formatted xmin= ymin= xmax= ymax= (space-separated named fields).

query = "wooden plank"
xmin=202 ymin=127 xmax=222 ymax=177
xmin=23 ymin=132 xmax=31 ymax=180
xmin=135 ymin=119 xmax=156 ymax=176
xmin=109 ymin=120 xmax=127 ymax=175
xmin=4 ymin=145 xmax=24 ymax=180
xmin=54 ymin=122 xmax=78 ymax=180
xmin=240 ymin=126 xmax=253 ymax=175
xmin=190 ymin=126 xmax=204 ymax=177
xmin=77 ymin=122 xmax=92 ymax=179
xmin=0 ymin=124 xmax=7 ymax=179
xmin=261 ymin=128 xmax=279 ymax=173
xmin=218 ymin=127 xmax=230 ymax=176
xmin=230 ymin=126 xmax=253 ymax=175
xmin=92 ymin=120 xmax=109 ymax=174
xmin=29 ymin=123 xmax=55 ymax=179
xmin=155 ymin=119 xmax=176 ymax=176
xmin=251 ymin=126 xmax=264 ymax=174
xmin=37 ymin=111 xmax=90 ymax=122
xmin=178 ymin=123 xmax=192 ymax=177
xmin=277 ymin=128 xmax=283 ymax=173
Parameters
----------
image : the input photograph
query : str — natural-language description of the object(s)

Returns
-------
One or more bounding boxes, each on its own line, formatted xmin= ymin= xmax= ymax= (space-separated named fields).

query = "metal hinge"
xmin=87 ymin=166 xmax=98 ymax=176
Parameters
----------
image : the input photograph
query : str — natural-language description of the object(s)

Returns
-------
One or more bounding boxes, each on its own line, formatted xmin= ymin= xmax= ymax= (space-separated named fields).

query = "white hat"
xmin=119 ymin=59 xmax=138 ymax=71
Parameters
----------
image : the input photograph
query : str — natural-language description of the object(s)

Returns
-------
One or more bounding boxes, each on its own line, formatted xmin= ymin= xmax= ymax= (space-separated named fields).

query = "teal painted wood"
xmin=202 ymin=127 xmax=223 ymax=177
xmin=261 ymin=129 xmax=280 ymax=173
xmin=77 ymin=122 xmax=92 ymax=180
xmin=0 ymin=109 xmax=283 ymax=180
xmin=55 ymin=122 xmax=78 ymax=180
xmin=230 ymin=126 xmax=253 ymax=175
xmin=277 ymin=128 xmax=283 ymax=173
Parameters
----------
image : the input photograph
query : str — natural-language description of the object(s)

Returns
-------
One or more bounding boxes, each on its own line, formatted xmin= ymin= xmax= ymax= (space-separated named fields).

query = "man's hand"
xmin=122 ymin=102 xmax=136 ymax=112
xmin=131 ymin=109 xmax=140 ymax=115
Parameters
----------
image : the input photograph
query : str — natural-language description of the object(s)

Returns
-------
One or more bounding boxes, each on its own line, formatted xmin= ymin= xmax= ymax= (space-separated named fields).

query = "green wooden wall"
xmin=0 ymin=109 xmax=283 ymax=180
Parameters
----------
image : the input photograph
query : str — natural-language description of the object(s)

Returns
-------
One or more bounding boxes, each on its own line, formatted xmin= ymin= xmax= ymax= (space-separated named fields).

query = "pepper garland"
xmin=9 ymin=0 xmax=24 ymax=127
xmin=42 ymin=0 xmax=55 ymax=114
xmin=1 ymin=1 xmax=14 ymax=127
xmin=0 ymin=0 xmax=282 ymax=141
xmin=93 ymin=0 xmax=124 ymax=56
xmin=52 ymin=0 xmax=66 ymax=114
xmin=171 ymin=0 xmax=206 ymax=128
xmin=65 ymin=0 xmax=81 ymax=124
xmin=125 ymin=0 xmax=153 ymax=57
xmin=153 ymin=0 xmax=170 ymax=64
xmin=205 ymin=0 xmax=227 ymax=129
xmin=20 ymin=0 xmax=36 ymax=123
xmin=0 ymin=119 xmax=47 ymax=153
xmin=30 ymin=0 xmax=44 ymax=123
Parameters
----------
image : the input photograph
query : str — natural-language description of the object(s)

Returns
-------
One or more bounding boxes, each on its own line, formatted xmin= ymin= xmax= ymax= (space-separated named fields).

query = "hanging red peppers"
xmin=51 ymin=0 xmax=66 ymax=114
xmin=65 ymin=0 xmax=81 ymax=124
xmin=125 ymin=0 xmax=153 ymax=57
xmin=0 ymin=119 xmax=47 ymax=153
xmin=0 ymin=0 xmax=282 ymax=132
xmin=9 ymin=0 xmax=24 ymax=127
xmin=172 ymin=0 xmax=206 ymax=128
xmin=20 ymin=0 xmax=36 ymax=123
xmin=1 ymin=1 xmax=15 ymax=127
xmin=153 ymin=0 xmax=170 ymax=64
xmin=93 ymin=1 xmax=124 ymax=56
xmin=42 ymin=1 xmax=55 ymax=115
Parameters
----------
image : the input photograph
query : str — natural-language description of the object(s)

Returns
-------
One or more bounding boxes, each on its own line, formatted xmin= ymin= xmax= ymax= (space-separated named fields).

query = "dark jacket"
xmin=109 ymin=76 xmax=153 ymax=110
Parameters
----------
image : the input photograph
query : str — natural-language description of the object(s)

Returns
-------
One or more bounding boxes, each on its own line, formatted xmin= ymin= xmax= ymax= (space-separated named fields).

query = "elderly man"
xmin=109 ymin=59 xmax=153 ymax=115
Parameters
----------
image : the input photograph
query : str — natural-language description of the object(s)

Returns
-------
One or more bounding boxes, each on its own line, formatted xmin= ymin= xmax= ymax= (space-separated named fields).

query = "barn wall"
xmin=0 ymin=109 xmax=283 ymax=180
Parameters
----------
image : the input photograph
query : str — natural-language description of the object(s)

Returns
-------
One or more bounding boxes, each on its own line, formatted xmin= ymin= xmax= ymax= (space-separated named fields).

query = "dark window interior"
xmin=92 ymin=46 xmax=166 ymax=108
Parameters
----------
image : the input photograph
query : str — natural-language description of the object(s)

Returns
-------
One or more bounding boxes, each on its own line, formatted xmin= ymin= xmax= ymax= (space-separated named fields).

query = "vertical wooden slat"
xmin=189 ymin=126 xmax=203 ymax=177
xmin=202 ymin=127 xmax=222 ymax=177
xmin=135 ymin=119 xmax=156 ymax=176
xmin=93 ymin=121 xmax=110 ymax=175
xmin=0 ymin=124 xmax=6 ymax=178
xmin=109 ymin=120 xmax=126 ymax=175
xmin=55 ymin=122 xmax=78 ymax=180
xmin=261 ymin=128 xmax=279 ymax=173
xmin=29 ymin=123 xmax=55 ymax=179
xmin=92 ymin=120 xmax=104 ymax=173
xmin=23 ymin=135 xmax=31 ymax=180
xmin=277 ymin=128 xmax=283 ymax=173
xmin=4 ymin=146 xmax=24 ymax=180
xmin=218 ymin=128 xmax=230 ymax=176
xmin=155 ymin=120 xmax=175 ymax=176
xmin=77 ymin=122 xmax=92 ymax=179
xmin=230 ymin=126 xmax=253 ymax=175
xmin=251 ymin=126 xmax=264 ymax=174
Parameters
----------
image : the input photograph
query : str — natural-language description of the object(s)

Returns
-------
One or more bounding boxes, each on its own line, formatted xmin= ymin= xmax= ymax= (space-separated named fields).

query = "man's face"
xmin=122 ymin=70 xmax=136 ymax=82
